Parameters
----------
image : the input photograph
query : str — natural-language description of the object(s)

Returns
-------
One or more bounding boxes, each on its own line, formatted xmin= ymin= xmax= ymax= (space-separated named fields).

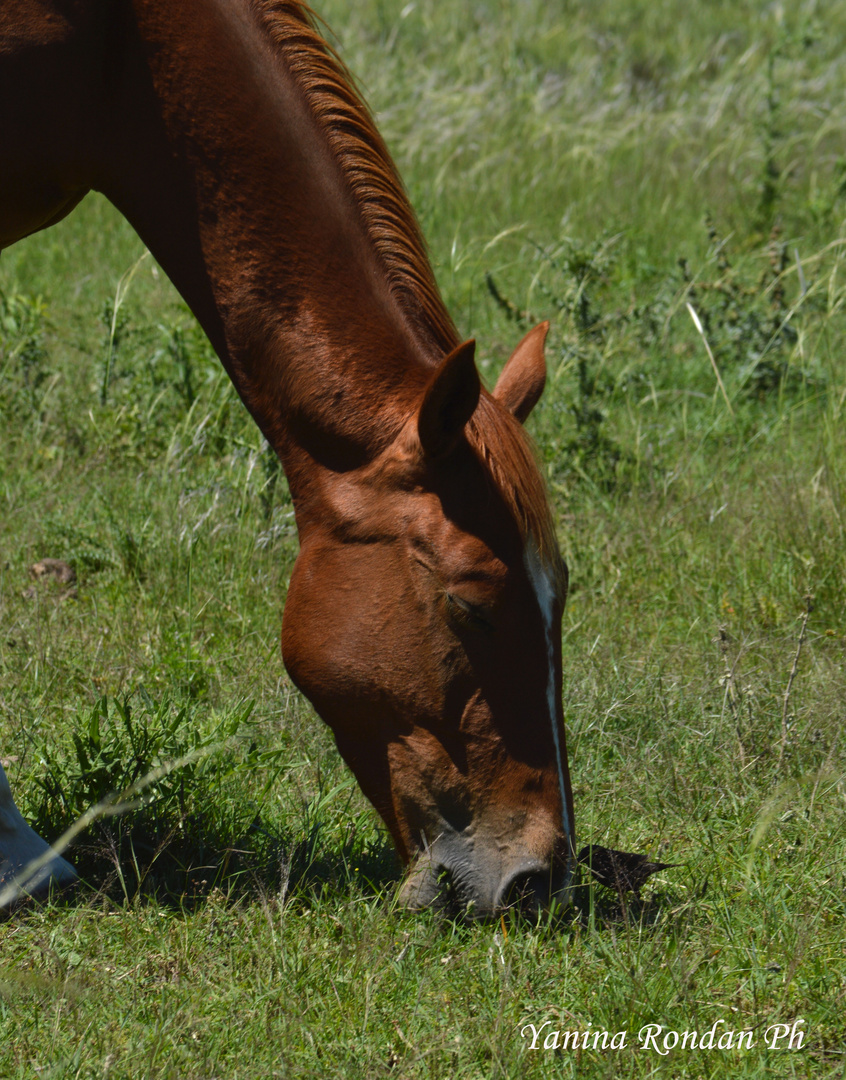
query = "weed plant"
xmin=1 ymin=0 xmax=845 ymax=1077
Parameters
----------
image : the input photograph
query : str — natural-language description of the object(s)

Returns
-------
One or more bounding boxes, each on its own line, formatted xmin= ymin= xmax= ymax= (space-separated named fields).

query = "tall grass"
xmin=1 ymin=0 xmax=845 ymax=1077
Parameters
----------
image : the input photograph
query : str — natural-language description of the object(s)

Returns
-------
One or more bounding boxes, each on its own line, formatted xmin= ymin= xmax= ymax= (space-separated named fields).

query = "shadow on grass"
xmin=11 ymin=820 xmax=692 ymax=934
xmin=20 ymin=808 xmax=403 ymax=916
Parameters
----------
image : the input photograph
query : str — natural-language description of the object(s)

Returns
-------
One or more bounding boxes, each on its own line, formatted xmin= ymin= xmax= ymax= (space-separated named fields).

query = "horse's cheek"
xmin=280 ymin=545 xmax=417 ymax=721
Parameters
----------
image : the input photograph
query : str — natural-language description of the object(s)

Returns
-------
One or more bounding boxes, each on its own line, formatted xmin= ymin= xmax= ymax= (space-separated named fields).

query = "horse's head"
xmin=281 ymin=322 xmax=575 ymax=916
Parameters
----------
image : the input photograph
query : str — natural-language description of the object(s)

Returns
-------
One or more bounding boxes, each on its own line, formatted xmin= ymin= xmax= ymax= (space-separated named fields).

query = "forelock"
xmin=465 ymin=392 xmax=565 ymax=595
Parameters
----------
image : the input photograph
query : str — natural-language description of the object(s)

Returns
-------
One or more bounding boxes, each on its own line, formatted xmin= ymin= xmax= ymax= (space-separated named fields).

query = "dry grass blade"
xmin=778 ymin=593 xmax=813 ymax=768
xmin=686 ymin=302 xmax=735 ymax=417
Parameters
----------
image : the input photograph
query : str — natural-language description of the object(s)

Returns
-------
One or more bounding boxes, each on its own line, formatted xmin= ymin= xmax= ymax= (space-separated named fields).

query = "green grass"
xmin=2 ymin=0 xmax=846 ymax=1076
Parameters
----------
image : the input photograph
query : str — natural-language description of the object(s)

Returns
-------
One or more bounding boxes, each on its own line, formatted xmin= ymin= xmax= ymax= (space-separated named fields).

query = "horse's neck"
xmin=101 ymin=0 xmax=431 ymax=473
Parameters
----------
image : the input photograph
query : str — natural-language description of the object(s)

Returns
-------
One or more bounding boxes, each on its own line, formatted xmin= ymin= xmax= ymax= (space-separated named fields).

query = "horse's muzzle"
xmin=398 ymin=837 xmax=576 ymax=919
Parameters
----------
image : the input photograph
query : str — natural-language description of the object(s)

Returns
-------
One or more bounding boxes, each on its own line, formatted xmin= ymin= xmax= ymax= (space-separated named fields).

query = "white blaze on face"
xmin=524 ymin=544 xmax=572 ymax=848
xmin=0 ymin=762 xmax=77 ymax=906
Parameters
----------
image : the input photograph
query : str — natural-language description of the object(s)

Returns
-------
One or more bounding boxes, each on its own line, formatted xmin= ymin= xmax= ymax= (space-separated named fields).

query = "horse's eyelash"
xmin=445 ymin=592 xmax=494 ymax=631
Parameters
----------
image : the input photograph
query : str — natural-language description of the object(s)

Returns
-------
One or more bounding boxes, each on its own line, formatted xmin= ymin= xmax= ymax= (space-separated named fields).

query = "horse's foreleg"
xmin=0 ymin=762 xmax=77 ymax=907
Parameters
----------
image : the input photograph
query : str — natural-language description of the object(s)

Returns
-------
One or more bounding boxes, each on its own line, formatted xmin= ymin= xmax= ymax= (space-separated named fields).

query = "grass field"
xmin=2 ymin=0 xmax=846 ymax=1076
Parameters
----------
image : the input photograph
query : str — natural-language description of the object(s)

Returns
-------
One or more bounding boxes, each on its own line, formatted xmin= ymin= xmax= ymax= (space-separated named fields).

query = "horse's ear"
xmin=417 ymin=339 xmax=480 ymax=458
xmin=493 ymin=321 xmax=549 ymax=423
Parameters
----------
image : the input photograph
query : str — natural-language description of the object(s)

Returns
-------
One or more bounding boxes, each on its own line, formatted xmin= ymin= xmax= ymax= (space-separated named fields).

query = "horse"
xmin=0 ymin=0 xmax=576 ymax=916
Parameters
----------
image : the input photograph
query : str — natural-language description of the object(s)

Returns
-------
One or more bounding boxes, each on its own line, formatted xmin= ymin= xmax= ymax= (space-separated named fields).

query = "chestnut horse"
xmin=0 ymin=0 xmax=575 ymax=915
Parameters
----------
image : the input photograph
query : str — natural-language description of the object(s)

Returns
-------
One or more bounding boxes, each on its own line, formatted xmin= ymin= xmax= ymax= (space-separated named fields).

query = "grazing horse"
xmin=0 ymin=0 xmax=575 ymax=915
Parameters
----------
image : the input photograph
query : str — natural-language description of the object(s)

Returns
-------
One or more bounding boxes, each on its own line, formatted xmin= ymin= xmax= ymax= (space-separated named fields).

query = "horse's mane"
xmin=254 ymin=0 xmax=459 ymax=357
xmin=254 ymin=0 xmax=561 ymax=576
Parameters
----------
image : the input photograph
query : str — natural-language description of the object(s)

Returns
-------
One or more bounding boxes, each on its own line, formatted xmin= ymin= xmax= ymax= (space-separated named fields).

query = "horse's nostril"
xmin=500 ymin=868 xmax=549 ymax=915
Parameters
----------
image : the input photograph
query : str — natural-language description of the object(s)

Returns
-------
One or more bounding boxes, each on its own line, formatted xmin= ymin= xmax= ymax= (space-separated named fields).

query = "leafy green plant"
xmin=32 ymin=691 xmax=253 ymax=822
xmin=23 ymin=692 xmax=263 ymax=897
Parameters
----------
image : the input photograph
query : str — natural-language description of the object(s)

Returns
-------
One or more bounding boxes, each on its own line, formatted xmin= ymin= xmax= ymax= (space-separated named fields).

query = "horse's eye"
xmin=445 ymin=592 xmax=495 ymax=632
